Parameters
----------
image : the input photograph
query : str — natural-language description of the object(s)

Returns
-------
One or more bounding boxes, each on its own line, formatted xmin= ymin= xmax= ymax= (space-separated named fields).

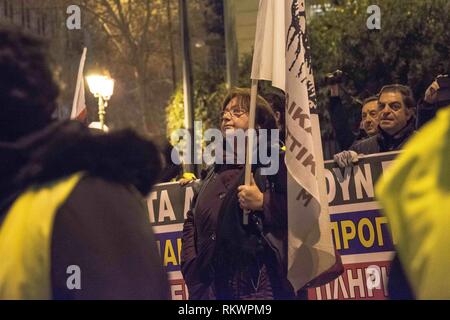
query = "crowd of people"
xmin=0 ymin=27 xmax=448 ymax=300
xmin=328 ymin=73 xmax=450 ymax=299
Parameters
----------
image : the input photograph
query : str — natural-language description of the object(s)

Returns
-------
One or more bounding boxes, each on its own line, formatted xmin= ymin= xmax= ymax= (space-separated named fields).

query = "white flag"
xmin=251 ymin=0 xmax=336 ymax=292
xmin=71 ymin=48 xmax=87 ymax=121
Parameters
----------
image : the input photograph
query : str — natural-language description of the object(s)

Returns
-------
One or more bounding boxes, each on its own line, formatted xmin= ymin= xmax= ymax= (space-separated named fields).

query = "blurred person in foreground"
xmin=0 ymin=28 xmax=169 ymax=299
xmin=376 ymin=79 xmax=450 ymax=300
xmin=334 ymin=84 xmax=416 ymax=168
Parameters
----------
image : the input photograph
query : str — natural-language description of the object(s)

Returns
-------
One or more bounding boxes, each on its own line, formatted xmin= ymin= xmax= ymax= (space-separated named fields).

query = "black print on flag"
xmin=287 ymin=0 xmax=312 ymax=78
xmin=287 ymin=0 xmax=307 ymax=78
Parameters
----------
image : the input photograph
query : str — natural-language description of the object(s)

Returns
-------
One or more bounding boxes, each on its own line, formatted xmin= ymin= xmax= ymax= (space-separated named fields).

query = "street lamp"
xmin=86 ymin=75 xmax=115 ymax=132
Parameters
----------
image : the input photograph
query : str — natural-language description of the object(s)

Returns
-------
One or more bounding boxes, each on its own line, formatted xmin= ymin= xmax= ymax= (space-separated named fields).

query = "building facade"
xmin=0 ymin=0 xmax=62 ymax=37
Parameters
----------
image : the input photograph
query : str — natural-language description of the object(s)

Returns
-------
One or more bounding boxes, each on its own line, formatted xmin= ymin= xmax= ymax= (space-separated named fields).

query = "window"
xmin=21 ymin=0 xmax=25 ymax=26
xmin=2 ymin=0 xmax=7 ymax=18
xmin=41 ymin=14 xmax=47 ymax=35
xmin=7 ymin=0 xmax=13 ymax=19
xmin=36 ymin=16 xmax=41 ymax=34
xmin=2 ymin=0 xmax=13 ymax=19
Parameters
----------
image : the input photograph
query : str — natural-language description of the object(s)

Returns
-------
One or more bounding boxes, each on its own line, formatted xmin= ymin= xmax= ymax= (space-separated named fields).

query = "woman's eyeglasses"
xmin=220 ymin=108 xmax=248 ymax=120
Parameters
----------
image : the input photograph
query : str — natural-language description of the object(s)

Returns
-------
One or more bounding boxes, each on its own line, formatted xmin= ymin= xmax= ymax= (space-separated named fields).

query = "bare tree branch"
xmin=140 ymin=0 xmax=154 ymax=67
xmin=99 ymin=0 xmax=137 ymax=52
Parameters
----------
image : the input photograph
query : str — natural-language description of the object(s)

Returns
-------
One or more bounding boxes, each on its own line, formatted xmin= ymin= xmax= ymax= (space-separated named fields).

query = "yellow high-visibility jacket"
xmin=0 ymin=121 xmax=170 ymax=300
xmin=0 ymin=174 xmax=82 ymax=299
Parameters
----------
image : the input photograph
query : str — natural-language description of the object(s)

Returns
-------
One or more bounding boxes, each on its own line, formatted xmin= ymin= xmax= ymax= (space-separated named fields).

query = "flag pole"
xmin=243 ymin=79 xmax=259 ymax=225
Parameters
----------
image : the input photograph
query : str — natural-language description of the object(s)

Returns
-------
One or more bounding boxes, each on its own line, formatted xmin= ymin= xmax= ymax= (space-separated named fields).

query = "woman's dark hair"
xmin=0 ymin=27 xmax=59 ymax=142
xmin=222 ymin=87 xmax=277 ymax=130
xmin=263 ymin=90 xmax=286 ymax=141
